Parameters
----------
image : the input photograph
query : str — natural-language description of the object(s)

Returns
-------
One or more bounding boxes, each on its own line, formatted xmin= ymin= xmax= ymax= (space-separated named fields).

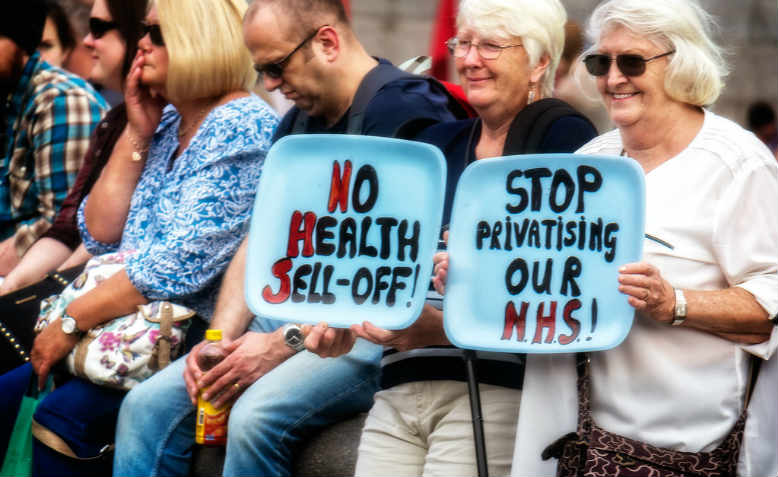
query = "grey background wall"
xmin=350 ymin=0 xmax=778 ymax=128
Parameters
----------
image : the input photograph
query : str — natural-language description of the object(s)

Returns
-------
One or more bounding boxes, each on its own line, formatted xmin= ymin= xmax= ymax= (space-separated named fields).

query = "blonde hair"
xmin=155 ymin=0 xmax=256 ymax=102
xmin=584 ymin=0 xmax=727 ymax=106
xmin=456 ymin=0 xmax=567 ymax=98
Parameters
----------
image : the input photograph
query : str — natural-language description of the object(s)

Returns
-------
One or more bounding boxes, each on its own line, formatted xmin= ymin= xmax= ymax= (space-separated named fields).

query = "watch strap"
xmin=61 ymin=311 xmax=84 ymax=336
xmin=671 ymin=288 xmax=687 ymax=326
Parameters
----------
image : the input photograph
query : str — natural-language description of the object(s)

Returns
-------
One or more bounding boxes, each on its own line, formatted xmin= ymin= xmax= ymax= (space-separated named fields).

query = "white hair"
xmin=456 ymin=0 xmax=567 ymax=98
xmin=584 ymin=0 xmax=728 ymax=106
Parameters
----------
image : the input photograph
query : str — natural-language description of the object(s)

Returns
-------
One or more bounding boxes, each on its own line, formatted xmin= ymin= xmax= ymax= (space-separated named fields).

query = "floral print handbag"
xmin=34 ymin=250 xmax=195 ymax=390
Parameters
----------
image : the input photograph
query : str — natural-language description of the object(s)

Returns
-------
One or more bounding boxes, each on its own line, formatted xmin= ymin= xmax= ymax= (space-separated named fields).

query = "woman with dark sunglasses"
xmin=513 ymin=0 xmax=778 ymax=475
xmin=0 ymin=0 xmax=148 ymax=378
xmin=0 ymin=0 xmax=147 ymax=297
xmin=0 ymin=0 xmax=147 ymax=470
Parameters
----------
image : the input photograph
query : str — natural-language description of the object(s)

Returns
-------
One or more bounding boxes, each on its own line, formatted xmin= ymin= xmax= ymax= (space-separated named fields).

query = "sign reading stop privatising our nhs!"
xmin=444 ymin=154 xmax=645 ymax=353
xmin=244 ymin=135 xmax=446 ymax=329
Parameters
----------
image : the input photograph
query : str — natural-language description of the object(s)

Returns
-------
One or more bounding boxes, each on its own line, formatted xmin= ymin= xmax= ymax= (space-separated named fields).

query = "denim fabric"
xmin=0 ymin=363 xmax=34 ymax=464
xmin=31 ymin=377 xmax=125 ymax=477
xmin=113 ymin=316 xmax=381 ymax=477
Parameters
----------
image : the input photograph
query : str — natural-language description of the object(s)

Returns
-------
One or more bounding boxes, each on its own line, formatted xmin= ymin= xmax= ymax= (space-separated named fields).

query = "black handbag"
xmin=0 ymin=264 xmax=85 ymax=375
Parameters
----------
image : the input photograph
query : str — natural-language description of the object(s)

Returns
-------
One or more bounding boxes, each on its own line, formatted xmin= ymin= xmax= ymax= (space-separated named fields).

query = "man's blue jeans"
xmin=113 ymin=317 xmax=381 ymax=477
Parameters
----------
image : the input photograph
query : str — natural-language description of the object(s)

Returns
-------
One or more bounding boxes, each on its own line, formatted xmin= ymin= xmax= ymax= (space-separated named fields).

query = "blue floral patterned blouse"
xmin=78 ymin=95 xmax=279 ymax=319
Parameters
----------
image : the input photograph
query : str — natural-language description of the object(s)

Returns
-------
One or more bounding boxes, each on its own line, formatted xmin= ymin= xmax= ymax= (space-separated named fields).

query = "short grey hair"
xmin=456 ymin=0 xmax=567 ymax=99
xmin=584 ymin=0 xmax=728 ymax=106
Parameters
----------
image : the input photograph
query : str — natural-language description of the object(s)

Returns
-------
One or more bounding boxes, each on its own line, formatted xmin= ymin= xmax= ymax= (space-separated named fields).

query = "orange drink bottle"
xmin=195 ymin=329 xmax=230 ymax=445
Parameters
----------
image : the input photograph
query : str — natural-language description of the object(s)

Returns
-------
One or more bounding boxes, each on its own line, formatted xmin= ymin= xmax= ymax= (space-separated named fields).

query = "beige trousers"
xmin=355 ymin=380 xmax=521 ymax=477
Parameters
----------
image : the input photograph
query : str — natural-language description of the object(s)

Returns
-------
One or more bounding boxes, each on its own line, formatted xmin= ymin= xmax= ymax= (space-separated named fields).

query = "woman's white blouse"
xmin=512 ymin=109 xmax=778 ymax=477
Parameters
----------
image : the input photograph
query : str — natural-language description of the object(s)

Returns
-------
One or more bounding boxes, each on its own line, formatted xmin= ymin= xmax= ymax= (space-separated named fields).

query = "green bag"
xmin=0 ymin=374 xmax=53 ymax=477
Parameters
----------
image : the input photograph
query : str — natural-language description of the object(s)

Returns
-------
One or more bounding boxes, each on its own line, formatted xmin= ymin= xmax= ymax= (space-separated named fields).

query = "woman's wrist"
xmin=126 ymin=126 xmax=151 ymax=162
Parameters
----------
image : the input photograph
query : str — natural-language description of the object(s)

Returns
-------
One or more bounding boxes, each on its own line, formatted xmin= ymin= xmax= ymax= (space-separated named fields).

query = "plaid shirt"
xmin=0 ymin=53 xmax=107 ymax=256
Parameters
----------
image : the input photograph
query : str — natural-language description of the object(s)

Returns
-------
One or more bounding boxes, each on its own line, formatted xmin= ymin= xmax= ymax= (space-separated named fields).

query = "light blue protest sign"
xmin=444 ymin=154 xmax=645 ymax=353
xmin=245 ymin=135 xmax=446 ymax=328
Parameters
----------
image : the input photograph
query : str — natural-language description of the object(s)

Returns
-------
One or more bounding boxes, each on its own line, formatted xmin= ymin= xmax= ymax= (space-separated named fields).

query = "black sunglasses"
xmin=89 ymin=17 xmax=118 ymax=39
xmin=141 ymin=22 xmax=165 ymax=47
xmin=253 ymin=25 xmax=328 ymax=79
xmin=583 ymin=51 xmax=674 ymax=77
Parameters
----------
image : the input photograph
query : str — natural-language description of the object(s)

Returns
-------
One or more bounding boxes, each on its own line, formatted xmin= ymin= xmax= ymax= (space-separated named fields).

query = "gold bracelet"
xmin=126 ymin=127 xmax=150 ymax=162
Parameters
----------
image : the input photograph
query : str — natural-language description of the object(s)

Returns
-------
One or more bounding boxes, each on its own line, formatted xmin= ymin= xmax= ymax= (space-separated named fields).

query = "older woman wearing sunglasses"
xmin=513 ymin=0 xmax=778 ymax=475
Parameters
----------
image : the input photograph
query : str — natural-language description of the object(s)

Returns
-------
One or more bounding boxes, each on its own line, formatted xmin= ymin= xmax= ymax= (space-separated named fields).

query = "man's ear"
xmin=316 ymin=25 xmax=340 ymax=63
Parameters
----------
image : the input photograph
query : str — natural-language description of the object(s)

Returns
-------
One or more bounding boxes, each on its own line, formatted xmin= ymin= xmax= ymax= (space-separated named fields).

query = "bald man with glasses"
xmin=114 ymin=1 xmax=459 ymax=476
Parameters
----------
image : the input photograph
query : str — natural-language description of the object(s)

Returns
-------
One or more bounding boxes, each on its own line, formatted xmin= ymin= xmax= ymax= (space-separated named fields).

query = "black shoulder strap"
xmin=502 ymin=98 xmax=594 ymax=155
xmin=289 ymin=62 xmax=412 ymax=135
xmin=347 ymin=62 xmax=412 ymax=135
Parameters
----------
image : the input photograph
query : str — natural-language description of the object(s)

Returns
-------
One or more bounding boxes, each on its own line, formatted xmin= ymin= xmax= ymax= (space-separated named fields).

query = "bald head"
xmin=245 ymin=0 xmax=348 ymax=38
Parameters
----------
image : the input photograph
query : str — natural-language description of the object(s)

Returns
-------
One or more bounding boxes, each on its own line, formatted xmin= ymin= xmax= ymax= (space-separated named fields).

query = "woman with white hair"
xmin=511 ymin=0 xmax=778 ymax=475
xmin=305 ymin=0 xmax=596 ymax=475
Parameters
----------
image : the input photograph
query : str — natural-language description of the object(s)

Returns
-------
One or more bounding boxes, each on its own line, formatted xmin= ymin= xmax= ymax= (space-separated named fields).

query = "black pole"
xmin=464 ymin=349 xmax=489 ymax=477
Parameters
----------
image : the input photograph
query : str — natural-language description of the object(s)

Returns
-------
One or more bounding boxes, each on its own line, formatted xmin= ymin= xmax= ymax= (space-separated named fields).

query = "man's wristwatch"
xmin=671 ymin=289 xmax=687 ymax=326
xmin=61 ymin=311 xmax=83 ymax=336
xmin=282 ymin=324 xmax=306 ymax=352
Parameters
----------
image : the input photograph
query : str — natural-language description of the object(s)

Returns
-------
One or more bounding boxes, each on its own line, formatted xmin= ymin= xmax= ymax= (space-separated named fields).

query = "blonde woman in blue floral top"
xmin=0 ymin=0 xmax=278 ymax=474
xmin=77 ymin=97 xmax=277 ymax=319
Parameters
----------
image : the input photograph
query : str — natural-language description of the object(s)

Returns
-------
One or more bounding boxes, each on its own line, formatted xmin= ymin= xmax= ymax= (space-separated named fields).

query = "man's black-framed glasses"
xmin=583 ymin=51 xmax=675 ymax=77
xmin=89 ymin=18 xmax=119 ymax=39
xmin=141 ymin=22 xmax=165 ymax=47
xmin=254 ymin=25 xmax=329 ymax=79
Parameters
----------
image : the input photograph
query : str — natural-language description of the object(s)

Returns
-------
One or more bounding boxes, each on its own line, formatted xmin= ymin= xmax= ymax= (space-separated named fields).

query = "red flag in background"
xmin=342 ymin=0 xmax=350 ymax=17
xmin=429 ymin=0 xmax=457 ymax=81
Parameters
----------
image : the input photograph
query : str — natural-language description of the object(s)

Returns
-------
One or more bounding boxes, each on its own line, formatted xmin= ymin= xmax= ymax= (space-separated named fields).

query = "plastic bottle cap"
xmin=205 ymin=329 xmax=222 ymax=341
